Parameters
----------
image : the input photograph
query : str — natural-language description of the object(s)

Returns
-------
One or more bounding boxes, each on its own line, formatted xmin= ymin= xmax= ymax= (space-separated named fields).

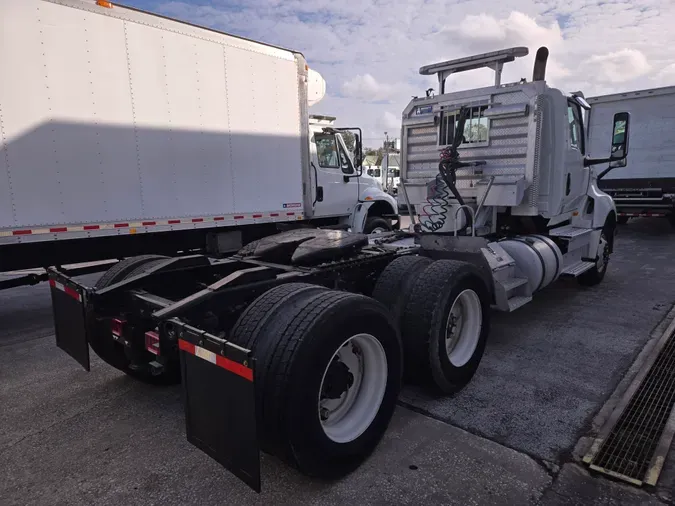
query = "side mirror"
xmin=609 ymin=112 xmax=629 ymax=162
xmin=584 ymin=111 xmax=630 ymax=172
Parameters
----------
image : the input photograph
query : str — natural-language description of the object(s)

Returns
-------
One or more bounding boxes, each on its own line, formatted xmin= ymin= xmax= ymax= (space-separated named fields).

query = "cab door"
xmin=310 ymin=131 xmax=359 ymax=218
xmin=561 ymin=99 xmax=589 ymax=213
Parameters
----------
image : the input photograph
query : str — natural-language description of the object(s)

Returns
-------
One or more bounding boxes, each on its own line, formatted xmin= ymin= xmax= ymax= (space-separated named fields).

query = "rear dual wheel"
xmin=230 ymin=283 xmax=402 ymax=479
xmin=373 ymin=257 xmax=491 ymax=395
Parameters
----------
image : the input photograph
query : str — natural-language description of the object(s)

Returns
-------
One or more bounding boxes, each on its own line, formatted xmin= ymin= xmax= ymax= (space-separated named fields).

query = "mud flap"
xmin=176 ymin=323 xmax=260 ymax=492
xmin=49 ymin=276 xmax=90 ymax=371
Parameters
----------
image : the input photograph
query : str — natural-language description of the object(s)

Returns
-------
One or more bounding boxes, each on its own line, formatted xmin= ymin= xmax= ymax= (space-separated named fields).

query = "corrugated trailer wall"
xmin=587 ymin=88 xmax=675 ymax=181
xmin=0 ymin=0 xmax=305 ymax=235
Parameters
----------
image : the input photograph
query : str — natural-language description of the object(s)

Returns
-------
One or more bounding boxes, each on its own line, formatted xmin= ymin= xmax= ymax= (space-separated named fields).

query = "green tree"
xmin=341 ymin=131 xmax=355 ymax=152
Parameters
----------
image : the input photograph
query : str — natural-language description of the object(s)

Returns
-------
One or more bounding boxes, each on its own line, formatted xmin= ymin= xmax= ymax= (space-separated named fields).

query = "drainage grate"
xmin=586 ymin=326 xmax=675 ymax=486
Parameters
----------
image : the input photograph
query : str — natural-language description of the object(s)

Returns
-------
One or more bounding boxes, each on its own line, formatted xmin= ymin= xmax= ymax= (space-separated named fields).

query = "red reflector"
xmin=50 ymin=227 xmax=67 ymax=233
xmin=145 ymin=330 xmax=160 ymax=355
xmin=286 ymin=212 xmax=295 ymax=216
xmin=192 ymin=218 xmax=204 ymax=223
xmin=234 ymin=215 xmax=244 ymax=220
xmin=270 ymin=213 xmax=279 ymax=217
xmin=12 ymin=229 xmax=32 ymax=235
xmin=84 ymin=225 xmax=100 ymax=230
xmin=214 ymin=216 xmax=224 ymax=221
xmin=114 ymin=223 xmax=128 ymax=228
xmin=111 ymin=318 xmax=126 ymax=337
xmin=168 ymin=219 xmax=180 ymax=224
xmin=142 ymin=221 xmax=156 ymax=226
xmin=252 ymin=214 xmax=262 ymax=218
xmin=64 ymin=286 xmax=81 ymax=301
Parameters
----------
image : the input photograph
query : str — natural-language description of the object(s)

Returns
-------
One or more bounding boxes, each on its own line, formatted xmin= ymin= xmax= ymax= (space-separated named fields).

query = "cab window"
xmin=567 ymin=101 xmax=585 ymax=154
xmin=315 ymin=134 xmax=339 ymax=168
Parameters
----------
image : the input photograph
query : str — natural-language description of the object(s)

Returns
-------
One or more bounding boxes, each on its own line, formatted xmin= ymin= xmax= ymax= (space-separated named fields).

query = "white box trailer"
xmin=587 ymin=86 xmax=675 ymax=225
xmin=0 ymin=0 xmax=398 ymax=288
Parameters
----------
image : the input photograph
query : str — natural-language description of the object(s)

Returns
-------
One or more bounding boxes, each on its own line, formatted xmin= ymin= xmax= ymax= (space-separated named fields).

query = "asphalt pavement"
xmin=1 ymin=217 xmax=675 ymax=505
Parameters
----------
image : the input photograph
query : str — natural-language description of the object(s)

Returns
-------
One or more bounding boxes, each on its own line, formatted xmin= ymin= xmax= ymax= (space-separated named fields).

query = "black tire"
xmin=363 ymin=216 xmax=392 ymax=234
xmin=578 ymin=224 xmax=612 ymax=287
xmin=90 ymin=255 xmax=179 ymax=384
xmin=94 ymin=254 xmax=167 ymax=289
xmin=237 ymin=239 xmax=263 ymax=257
xmin=617 ymin=215 xmax=629 ymax=225
xmin=371 ymin=255 xmax=433 ymax=329
xmin=229 ymin=282 xmax=328 ymax=350
xmin=230 ymin=285 xmax=402 ymax=479
xmin=401 ymin=259 xmax=490 ymax=394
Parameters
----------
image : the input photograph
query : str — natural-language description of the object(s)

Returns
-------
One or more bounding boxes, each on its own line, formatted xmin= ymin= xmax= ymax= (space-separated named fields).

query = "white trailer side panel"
xmin=0 ymin=0 xmax=305 ymax=239
xmin=587 ymin=88 xmax=675 ymax=181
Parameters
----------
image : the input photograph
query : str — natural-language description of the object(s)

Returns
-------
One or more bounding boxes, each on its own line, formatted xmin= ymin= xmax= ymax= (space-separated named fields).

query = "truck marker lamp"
xmin=365 ymin=196 xmax=373 ymax=201
xmin=111 ymin=318 xmax=126 ymax=337
xmin=96 ymin=0 xmax=113 ymax=7
xmin=145 ymin=331 xmax=160 ymax=355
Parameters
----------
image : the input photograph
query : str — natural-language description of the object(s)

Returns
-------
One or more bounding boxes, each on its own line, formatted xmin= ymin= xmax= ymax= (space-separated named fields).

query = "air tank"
xmin=498 ymin=235 xmax=563 ymax=293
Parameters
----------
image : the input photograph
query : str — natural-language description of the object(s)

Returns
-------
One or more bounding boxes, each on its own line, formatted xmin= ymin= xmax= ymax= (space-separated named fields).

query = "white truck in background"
xmin=0 ymin=0 xmax=398 ymax=289
xmin=587 ymin=86 xmax=675 ymax=226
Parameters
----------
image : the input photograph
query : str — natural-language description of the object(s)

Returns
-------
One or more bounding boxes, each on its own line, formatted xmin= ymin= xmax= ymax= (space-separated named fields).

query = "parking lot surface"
xmin=1 ymin=218 xmax=674 ymax=505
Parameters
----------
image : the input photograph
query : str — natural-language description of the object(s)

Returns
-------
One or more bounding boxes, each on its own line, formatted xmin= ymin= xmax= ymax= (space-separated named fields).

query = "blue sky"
xmin=122 ymin=0 xmax=675 ymax=147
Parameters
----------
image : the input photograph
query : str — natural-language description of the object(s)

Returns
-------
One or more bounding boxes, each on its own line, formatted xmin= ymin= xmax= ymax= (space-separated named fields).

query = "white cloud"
xmin=148 ymin=0 xmax=675 ymax=144
xmin=652 ymin=63 xmax=675 ymax=86
xmin=581 ymin=49 xmax=651 ymax=84
xmin=376 ymin=112 xmax=401 ymax=133
xmin=341 ymin=74 xmax=398 ymax=102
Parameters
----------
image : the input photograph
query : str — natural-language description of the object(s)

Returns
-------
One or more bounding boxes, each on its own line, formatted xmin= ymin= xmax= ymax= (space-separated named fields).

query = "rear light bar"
xmin=145 ymin=330 xmax=160 ymax=355
xmin=111 ymin=318 xmax=126 ymax=338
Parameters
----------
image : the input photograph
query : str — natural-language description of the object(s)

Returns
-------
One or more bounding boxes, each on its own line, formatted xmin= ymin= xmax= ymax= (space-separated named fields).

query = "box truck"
xmin=0 ymin=0 xmax=399 ymax=289
xmin=587 ymin=86 xmax=675 ymax=226
xmin=47 ymin=42 xmax=629 ymax=492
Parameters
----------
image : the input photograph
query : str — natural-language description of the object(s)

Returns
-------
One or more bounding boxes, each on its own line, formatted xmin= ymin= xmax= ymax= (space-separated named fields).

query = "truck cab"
xmin=308 ymin=115 xmax=398 ymax=233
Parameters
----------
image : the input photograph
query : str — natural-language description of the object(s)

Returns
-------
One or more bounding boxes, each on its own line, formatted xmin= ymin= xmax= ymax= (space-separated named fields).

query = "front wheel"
xmin=363 ymin=216 xmax=392 ymax=234
xmin=578 ymin=226 xmax=612 ymax=287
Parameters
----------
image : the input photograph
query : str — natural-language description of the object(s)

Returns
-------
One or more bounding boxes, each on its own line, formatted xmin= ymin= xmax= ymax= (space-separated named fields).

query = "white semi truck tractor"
xmin=44 ymin=13 xmax=628 ymax=495
xmin=0 ymin=0 xmax=398 ymax=290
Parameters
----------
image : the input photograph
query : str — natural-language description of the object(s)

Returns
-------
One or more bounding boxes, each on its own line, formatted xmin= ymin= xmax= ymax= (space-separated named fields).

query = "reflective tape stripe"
xmin=0 ymin=211 xmax=304 ymax=238
xmin=178 ymin=339 xmax=253 ymax=381
xmin=49 ymin=279 xmax=82 ymax=302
